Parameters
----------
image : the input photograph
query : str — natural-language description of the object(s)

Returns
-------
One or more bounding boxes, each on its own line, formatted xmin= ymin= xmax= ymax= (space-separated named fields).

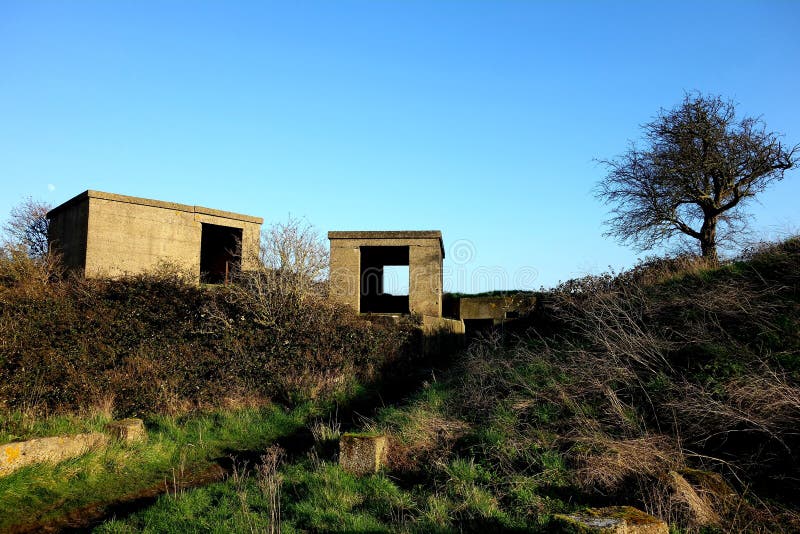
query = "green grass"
xmin=95 ymin=456 xmax=534 ymax=533
xmin=95 ymin=460 xmax=412 ymax=533
xmin=0 ymin=410 xmax=114 ymax=444
xmin=0 ymin=404 xmax=313 ymax=531
xmin=91 ymin=375 xmax=564 ymax=532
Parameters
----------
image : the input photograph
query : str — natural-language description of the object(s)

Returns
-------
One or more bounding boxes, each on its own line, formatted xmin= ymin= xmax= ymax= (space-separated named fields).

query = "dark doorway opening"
xmin=360 ymin=246 xmax=410 ymax=313
xmin=200 ymin=223 xmax=242 ymax=284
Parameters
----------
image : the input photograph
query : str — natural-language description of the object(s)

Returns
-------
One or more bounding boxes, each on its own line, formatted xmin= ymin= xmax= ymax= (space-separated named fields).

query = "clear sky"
xmin=1 ymin=1 xmax=798 ymax=291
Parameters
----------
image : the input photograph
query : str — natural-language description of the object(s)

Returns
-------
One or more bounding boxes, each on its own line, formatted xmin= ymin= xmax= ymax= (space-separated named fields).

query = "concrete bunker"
xmin=328 ymin=231 xmax=444 ymax=317
xmin=329 ymin=230 xmax=465 ymax=353
xmin=48 ymin=190 xmax=262 ymax=281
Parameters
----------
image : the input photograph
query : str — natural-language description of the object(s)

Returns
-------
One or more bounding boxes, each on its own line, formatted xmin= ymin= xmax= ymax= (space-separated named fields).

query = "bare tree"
xmin=597 ymin=93 xmax=798 ymax=262
xmin=260 ymin=216 xmax=328 ymax=284
xmin=2 ymin=197 xmax=52 ymax=259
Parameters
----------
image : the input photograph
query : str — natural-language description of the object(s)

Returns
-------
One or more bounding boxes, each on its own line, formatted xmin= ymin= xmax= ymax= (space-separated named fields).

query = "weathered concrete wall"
xmin=47 ymin=195 xmax=89 ymax=270
xmin=421 ymin=315 xmax=465 ymax=336
xmin=48 ymin=190 xmax=262 ymax=280
xmin=84 ymin=195 xmax=201 ymax=277
xmin=459 ymin=295 xmax=536 ymax=323
xmin=459 ymin=296 xmax=511 ymax=321
xmin=329 ymin=239 xmax=361 ymax=312
xmin=421 ymin=315 xmax=465 ymax=356
xmin=328 ymin=231 xmax=444 ymax=317
xmin=409 ymin=242 xmax=443 ymax=317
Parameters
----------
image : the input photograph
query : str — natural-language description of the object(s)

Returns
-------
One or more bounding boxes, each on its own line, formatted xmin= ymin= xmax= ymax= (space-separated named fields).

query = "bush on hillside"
xmin=0 ymin=254 xmax=417 ymax=416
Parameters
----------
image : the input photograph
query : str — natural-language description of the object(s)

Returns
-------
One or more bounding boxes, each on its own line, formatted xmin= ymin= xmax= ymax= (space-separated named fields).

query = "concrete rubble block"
xmin=328 ymin=231 xmax=444 ymax=317
xmin=0 ymin=432 xmax=109 ymax=476
xmin=105 ymin=418 xmax=147 ymax=444
xmin=554 ymin=506 xmax=668 ymax=534
xmin=339 ymin=433 xmax=388 ymax=476
xmin=422 ymin=315 xmax=466 ymax=356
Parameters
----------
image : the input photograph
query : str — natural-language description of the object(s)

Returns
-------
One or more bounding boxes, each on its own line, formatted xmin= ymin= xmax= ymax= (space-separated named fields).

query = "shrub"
xmin=0 ymin=257 xmax=417 ymax=416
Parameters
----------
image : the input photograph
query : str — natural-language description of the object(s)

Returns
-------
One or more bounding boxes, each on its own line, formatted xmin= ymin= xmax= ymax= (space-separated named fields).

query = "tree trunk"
xmin=699 ymin=216 xmax=719 ymax=263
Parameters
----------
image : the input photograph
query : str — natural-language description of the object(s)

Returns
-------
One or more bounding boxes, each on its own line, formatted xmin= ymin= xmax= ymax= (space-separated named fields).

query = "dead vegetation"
xmin=428 ymin=237 xmax=800 ymax=532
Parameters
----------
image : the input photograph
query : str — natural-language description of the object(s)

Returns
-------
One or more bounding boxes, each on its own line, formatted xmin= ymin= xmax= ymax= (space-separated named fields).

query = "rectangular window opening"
xmin=359 ymin=245 xmax=409 ymax=314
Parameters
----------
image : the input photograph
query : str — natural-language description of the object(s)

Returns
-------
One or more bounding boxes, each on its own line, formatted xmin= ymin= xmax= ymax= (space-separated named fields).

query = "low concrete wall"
xmin=458 ymin=295 xmax=536 ymax=323
xmin=0 ymin=432 xmax=109 ymax=476
xmin=421 ymin=315 xmax=465 ymax=356
xmin=421 ymin=315 xmax=465 ymax=335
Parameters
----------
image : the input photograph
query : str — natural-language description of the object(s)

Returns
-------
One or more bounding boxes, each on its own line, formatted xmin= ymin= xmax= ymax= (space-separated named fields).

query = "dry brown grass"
xmin=382 ymin=405 xmax=469 ymax=473
xmin=447 ymin=240 xmax=800 ymax=531
xmin=257 ymin=445 xmax=285 ymax=534
xmin=570 ymin=433 xmax=684 ymax=491
xmin=0 ymin=245 xmax=63 ymax=299
xmin=669 ymin=370 xmax=800 ymax=453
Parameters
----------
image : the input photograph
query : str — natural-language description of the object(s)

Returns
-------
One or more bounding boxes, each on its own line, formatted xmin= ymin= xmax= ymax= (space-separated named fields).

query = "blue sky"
xmin=1 ymin=1 xmax=798 ymax=291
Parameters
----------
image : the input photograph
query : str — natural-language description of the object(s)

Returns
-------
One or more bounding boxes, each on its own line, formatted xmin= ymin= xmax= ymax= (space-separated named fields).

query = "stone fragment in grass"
xmin=0 ymin=432 xmax=109 ymax=476
xmin=554 ymin=505 xmax=668 ymax=533
xmin=106 ymin=418 xmax=147 ymax=444
xmin=339 ymin=433 xmax=387 ymax=475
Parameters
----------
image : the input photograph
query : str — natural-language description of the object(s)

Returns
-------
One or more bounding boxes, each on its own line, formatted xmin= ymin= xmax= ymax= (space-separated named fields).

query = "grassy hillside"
xmin=2 ymin=239 xmax=798 ymax=532
xmin=388 ymin=238 xmax=799 ymax=531
xmin=100 ymin=238 xmax=800 ymax=532
xmin=0 ymin=253 xmax=423 ymax=530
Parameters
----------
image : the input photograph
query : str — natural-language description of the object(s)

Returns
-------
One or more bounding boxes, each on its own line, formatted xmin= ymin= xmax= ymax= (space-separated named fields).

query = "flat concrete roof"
xmin=328 ymin=230 xmax=444 ymax=258
xmin=47 ymin=190 xmax=263 ymax=225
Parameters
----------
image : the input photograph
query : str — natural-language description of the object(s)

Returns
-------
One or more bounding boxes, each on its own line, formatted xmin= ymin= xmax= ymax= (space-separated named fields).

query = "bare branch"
xmin=2 ymin=197 xmax=52 ymax=259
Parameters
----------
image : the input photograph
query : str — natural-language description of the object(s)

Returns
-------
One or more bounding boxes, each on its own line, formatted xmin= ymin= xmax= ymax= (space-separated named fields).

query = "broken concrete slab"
xmin=0 ymin=432 xmax=109 ymax=476
xmin=554 ymin=506 xmax=668 ymax=533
